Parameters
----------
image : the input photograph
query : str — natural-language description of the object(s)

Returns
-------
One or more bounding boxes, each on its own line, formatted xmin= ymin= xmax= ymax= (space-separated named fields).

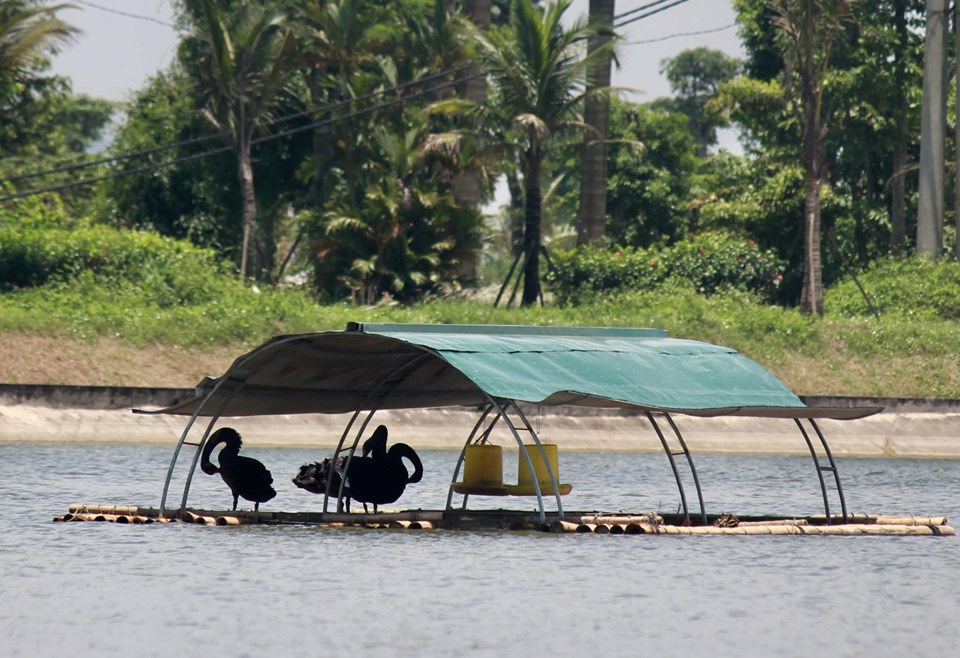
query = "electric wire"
xmin=625 ymin=22 xmax=735 ymax=45
xmin=72 ymin=0 xmax=177 ymax=29
xmin=1 ymin=64 xmax=470 ymax=186
xmin=2 ymin=1 xmax=698 ymax=201
xmin=611 ymin=0 xmax=676 ymax=23
xmin=0 ymin=68 xmax=485 ymax=203
xmin=615 ymin=0 xmax=692 ymax=30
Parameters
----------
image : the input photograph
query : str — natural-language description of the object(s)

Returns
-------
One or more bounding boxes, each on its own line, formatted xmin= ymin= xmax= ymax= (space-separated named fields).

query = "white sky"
xmin=50 ymin=0 xmax=744 ymax=104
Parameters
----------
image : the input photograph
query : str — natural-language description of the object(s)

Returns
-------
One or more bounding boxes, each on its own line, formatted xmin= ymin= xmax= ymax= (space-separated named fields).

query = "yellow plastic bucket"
xmin=517 ymin=444 xmax=559 ymax=487
xmin=463 ymin=444 xmax=504 ymax=487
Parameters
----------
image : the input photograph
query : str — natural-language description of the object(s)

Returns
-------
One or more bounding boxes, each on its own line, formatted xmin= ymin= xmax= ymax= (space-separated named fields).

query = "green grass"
xmin=2 ymin=279 xmax=958 ymax=397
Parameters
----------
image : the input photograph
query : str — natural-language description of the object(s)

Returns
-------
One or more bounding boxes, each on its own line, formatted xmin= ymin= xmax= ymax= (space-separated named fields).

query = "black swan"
xmin=292 ymin=456 xmax=354 ymax=511
xmin=348 ymin=425 xmax=424 ymax=513
xmin=201 ymin=427 xmax=276 ymax=511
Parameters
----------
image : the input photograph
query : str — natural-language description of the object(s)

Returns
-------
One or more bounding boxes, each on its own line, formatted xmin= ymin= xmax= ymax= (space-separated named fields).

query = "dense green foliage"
xmin=547 ymin=231 xmax=786 ymax=305
xmin=1 ymin=246 xmax=958 ymax=396
xmin=826 ymin=257 xmax=960 ymax=320
xmin=0 ymin=0 xmax=957 ymax=386
xmin=0 ymin=224 xmax=233 ymax=302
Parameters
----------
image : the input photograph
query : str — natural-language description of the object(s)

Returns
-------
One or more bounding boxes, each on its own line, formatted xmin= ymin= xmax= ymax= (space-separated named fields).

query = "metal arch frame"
xmin=321 ymin=352 xmax=433 ymax=513
xmin=160 ymin=379 xmax=245 ymax=517
xmin=645 ymin=411 xmax=707 ymax=525
xmin=795 ymin=417 xmax=848 ymax=524
xmin=446 ymin=397 xmax=565 ymax=524
xmin=159 ymin=334 xmax=320 ymax=516
xmin=445 ymin=403 xmax=498 ymax=511
xmin=663 ymin=413 xmax=707 ymax=525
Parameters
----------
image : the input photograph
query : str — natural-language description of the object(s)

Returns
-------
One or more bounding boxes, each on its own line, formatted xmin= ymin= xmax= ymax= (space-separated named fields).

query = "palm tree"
xmin=0 ymin=0 xmax=75 ymax=79
xmin=191 ymin=0 xmax=296 ymax=280
xmin=470 ymin=0 xmax=615 ymax=305
xmin=297 ymin=0 xmax=381 ymax=208
xmin=769 ymin=0 xmax=854 ymax=315
xmin=316 ymin=124 xmax=483 ymax=303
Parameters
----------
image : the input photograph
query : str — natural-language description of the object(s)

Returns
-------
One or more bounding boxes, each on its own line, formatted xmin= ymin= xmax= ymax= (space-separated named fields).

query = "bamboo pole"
xmin=574 ymin=514 xmax=665 ymax=525
xmin=738 ymin=519 xmax=808 ymax=527
xmin=388 ymin=520 xmax=435 ymax=529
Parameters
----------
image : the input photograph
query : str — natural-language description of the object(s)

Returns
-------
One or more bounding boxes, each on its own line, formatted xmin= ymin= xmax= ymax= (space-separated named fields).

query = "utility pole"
xmin=917 ymin=0 xmax=947 ymax=258
xmin=576 ymin=0 xmax=615 ymax=246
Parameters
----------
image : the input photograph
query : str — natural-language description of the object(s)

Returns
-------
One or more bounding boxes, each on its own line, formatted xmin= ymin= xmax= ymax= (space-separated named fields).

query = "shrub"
xmin=825 ymin=257 xmax=960 ymax=320
xmin=546 ymin=231 xmax=785 ymax=305
xmin=0 ymin=225 xmax=233 ymax=306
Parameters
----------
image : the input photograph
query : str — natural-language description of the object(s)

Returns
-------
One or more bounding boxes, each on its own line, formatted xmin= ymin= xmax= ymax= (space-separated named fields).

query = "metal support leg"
xmin=664 ymin=414 xmax=707 ymax=525
xmin=795 ymin=418 xmax=848 ymax=524
xmin=646 ymin=411 xmax=691 ymax=524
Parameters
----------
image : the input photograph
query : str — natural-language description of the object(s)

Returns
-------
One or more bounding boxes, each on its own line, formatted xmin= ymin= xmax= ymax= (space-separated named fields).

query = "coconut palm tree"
xmin=191 ymin=0 xmax=296 ymax=280
xmin=769 ymin=0 xmax=854 ymax=315
xmin=469 ymin=0 xmax=616 ymax=305
xmin=297 ymin=0 xmax=382 ymax=208
xmin=0 ymin=0 xmax=75 ymax=79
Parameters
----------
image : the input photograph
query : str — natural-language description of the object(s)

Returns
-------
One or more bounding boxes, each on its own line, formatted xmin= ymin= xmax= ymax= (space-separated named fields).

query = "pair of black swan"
xmin=292 ymin=425 xmax=423 ymax=513
xmin=201 ymin=427 xmax=276 ymax=511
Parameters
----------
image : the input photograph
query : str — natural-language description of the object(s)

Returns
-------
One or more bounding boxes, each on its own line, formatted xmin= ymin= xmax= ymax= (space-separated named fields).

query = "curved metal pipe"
xmin=446 ymin=404 xmax=496 ymax=510
xmin=646 ymin=411 xmax=690 ymax=524
xmin=483 ymin=397 xmax=548 ymax=523
xmin=809 ymin=418 xmax=848 ymax=523
xmin=323 ymin=352 xmax=433 ymax=513
xmin=795 ymin=418 xmax=832 ymax=522
xmin=160 ymin=334 xmax=313 ymax=516
xmin=159 ymin=376 xmax=237 ymax=516
xmin=507 ymin=400 xmax=565 ymax=518
xmin=664 ymin=413 xmax=707 ymax=525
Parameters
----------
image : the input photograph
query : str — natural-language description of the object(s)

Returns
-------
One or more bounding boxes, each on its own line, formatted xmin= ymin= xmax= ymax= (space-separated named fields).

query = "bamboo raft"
xmin=55 ymin=504 xmax=955 ymax=536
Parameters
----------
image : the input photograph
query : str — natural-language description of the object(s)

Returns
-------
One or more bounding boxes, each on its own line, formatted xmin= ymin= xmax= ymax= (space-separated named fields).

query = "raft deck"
xmin=56 ymin=504 xmax=955 ymax=536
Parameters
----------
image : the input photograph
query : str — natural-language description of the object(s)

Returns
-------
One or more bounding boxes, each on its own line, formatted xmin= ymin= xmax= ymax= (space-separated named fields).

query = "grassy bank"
xmin=2 ymin=282 xmax=958 ymax=397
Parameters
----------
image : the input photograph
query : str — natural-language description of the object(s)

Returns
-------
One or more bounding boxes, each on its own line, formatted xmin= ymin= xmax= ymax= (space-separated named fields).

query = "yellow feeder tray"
xmin=452 ymin=443 xmax=572 ymax=496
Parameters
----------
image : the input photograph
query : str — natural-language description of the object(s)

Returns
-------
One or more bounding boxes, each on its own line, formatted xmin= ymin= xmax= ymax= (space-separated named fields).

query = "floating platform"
xmin=55 ymin=504 xmax=955 ymax=536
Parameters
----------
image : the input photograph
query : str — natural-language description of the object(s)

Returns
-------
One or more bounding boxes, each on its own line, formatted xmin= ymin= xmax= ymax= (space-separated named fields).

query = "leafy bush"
xmin=0 ymin=183 xmax=72 ymax=230
xmin=546 ymin=231 xmax=786 ymax=305
xmin=825 ymin=257 xmax=960 ymax=320
xmin=0 ymin=225 xmax=234 ymax=306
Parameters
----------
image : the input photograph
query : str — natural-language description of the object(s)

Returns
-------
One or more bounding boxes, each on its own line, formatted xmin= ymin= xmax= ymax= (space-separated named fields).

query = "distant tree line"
xmin=0 ymin=0 xmax=953 ymax=314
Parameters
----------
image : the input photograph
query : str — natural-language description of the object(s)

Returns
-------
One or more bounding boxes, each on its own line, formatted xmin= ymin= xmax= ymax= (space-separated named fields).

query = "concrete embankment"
xmin=1 ymin=384 xmax=958 ymax=457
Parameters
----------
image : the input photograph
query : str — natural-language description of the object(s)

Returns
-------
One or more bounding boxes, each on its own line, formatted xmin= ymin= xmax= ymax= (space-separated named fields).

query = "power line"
xmin=0 ymin=69 xmax=485 ymax=203
xmin=615 ymin=0 xmax=692 ymax=30
xmin=612 ymin=0 xmax=677 ymax=23
xmin=625 ymin=23 xmax=735 ymax=46
xmin=1 ymin=65 xmax=470 ymax=186
xmin=72 ymin=0 xmax=177 ymax=29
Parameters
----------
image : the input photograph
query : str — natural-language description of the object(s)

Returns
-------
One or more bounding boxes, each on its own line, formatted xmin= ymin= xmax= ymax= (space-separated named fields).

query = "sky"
xmin=51 ymin=0 xmax=745 ymax=104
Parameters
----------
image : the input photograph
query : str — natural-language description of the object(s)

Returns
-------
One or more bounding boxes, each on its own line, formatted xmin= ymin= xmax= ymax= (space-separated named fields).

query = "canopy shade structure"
xmin=141 ymin=323 xmax=879 ymax=420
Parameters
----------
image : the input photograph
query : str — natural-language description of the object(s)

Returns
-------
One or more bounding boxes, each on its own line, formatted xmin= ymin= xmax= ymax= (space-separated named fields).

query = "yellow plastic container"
xmin=463 ymin=444 xmax=504 ymax=487
xmin=517 ymin=443 xmax=559 ymax=487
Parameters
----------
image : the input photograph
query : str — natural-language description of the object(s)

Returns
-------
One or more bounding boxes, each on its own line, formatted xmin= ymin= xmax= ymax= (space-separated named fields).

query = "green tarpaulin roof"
xmin=143 ymin=323 xmax=878 ymax=419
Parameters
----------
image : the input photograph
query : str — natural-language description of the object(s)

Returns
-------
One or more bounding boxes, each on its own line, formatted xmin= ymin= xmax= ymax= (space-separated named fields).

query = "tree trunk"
xmin=800 ymin=75 xmax=823 ymax=316
xmin=238 ymin=147 xmax=257 ymax=280
xmin=521 ymin=149 xmax=542 ymax=306
xmin=955 ymin=0 xmax=960 ymax=260
xmin=890 ymin=0 xmax=908 ymax=254
xmin=800 ymin=173 xmax=824 ymax=316
xmin=576 ymin=0 xmax=614 ymax=247
xmin=917 ymin=0 xmax=947 ymax=258
xmin=307 ymin=69 xmax=333 ymax=210
xmin=454 ymin=0 xmax=491 ymax=283
xmin=506 ymin=169 xmax=524 ymax=254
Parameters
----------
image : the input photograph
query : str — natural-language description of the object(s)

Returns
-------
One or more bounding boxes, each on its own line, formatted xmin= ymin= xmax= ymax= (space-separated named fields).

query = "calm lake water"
xmin=2 ymin=443 xmax=958 ymax=658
